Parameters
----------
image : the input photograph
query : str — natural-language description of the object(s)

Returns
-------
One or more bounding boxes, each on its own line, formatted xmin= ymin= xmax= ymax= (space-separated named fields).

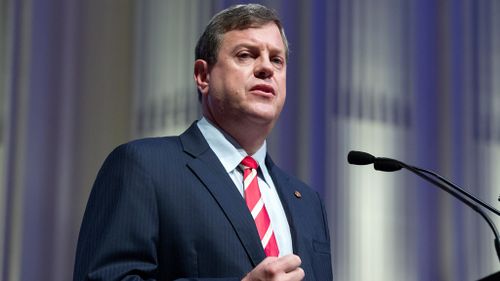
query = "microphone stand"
xmin=375 ymin=157 xmax=500 ymax=264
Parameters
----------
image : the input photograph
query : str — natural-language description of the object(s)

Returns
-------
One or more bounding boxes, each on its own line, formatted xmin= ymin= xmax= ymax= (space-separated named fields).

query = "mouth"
xmin=249 ymin=84 xmax=275 ymax=97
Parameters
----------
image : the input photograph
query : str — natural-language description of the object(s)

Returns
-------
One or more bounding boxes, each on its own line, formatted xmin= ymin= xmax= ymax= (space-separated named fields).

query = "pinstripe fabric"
xmin=73 ymin=123 xmax=333 ymax=280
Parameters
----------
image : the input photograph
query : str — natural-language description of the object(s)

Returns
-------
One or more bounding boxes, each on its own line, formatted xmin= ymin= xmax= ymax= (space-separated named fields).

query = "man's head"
xmin=193 ymin=4 xmax=288 ymax=153
xmin=195 ymin=4 xmax=289 ymax=68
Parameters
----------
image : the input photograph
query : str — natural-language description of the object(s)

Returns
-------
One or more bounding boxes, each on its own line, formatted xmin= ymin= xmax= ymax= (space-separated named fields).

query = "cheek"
xmin=209 ymin=76 xmax=230 ymax=98
xmin=215 ymin=70 xmax=246 ymax=92
xmin=277 ymin=76 xmax=286 ymax=99
xmin=276 ymin=72 xmax=286 ymax=87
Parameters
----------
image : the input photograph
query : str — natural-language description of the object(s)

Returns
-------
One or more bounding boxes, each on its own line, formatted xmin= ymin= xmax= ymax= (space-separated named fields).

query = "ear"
xmin=194 ymin=59 xmax=210 ymax=96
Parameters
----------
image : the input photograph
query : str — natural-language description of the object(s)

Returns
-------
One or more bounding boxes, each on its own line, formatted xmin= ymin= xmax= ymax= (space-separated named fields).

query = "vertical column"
xmin=132 ymin=0 xmax=202 ymax=138
xmin=2 ymin=0 xmax=33 ymax=280
xmin=0 ymin=0 xmax=8 ymax=278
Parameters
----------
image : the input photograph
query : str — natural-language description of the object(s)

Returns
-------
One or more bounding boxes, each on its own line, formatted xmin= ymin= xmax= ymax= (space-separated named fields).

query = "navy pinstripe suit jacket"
xmin=73 ymin=123 xmax=332 ymax=281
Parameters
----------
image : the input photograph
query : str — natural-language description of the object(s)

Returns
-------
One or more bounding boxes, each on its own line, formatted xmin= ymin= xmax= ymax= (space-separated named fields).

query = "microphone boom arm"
xmin=392 ymin=159 xmax=500 ymax=264
xmin=411 ymin=166 xmax=500 ymax=216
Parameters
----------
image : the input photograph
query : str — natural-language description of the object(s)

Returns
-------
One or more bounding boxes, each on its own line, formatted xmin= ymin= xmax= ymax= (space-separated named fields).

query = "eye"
xmin=237 ymin=51 xmax=253 ymax=60
xmin=271 ymin=56 xmax=285 ymax=67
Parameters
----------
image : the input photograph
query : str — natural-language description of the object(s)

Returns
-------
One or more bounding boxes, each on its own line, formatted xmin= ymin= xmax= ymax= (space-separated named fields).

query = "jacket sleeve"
xmin=73 ymin=144 xmax=160 ymax=281
xmin=73 ymin=144 xmax=251 ymax=281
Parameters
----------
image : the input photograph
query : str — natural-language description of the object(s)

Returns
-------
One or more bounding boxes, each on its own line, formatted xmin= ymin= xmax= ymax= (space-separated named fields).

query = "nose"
xmin=254 ymin=57 xmax=274 ymax=79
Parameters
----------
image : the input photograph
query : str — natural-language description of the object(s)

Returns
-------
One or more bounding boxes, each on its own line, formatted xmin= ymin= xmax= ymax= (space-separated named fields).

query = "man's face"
xmin=198 ymin=22 xmax=287 ymax=128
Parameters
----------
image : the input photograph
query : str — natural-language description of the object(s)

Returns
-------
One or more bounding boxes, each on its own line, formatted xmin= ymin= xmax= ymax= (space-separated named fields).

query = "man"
xmin=74 ymin=4 xmax=332 ymax=281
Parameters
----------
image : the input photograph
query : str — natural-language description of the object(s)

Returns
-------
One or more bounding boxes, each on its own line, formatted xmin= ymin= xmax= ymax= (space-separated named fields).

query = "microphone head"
xmin=374 ymin=158 xmax=402 ymax=172
xmin=347 ymin=150 xmax=375 ymax=165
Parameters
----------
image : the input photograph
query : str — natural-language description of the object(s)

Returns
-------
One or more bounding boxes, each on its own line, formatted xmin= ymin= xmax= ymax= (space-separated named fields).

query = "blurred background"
xmin=1 ymin=0 xmax=500 ymax=280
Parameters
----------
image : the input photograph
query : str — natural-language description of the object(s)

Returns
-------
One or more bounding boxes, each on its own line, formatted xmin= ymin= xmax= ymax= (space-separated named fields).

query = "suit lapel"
xmin=265 ymin=156 xmax=300 ymax=254
xmin=180 ymin=123 xmax=266 ymax=266
xmin=266 ymin=156 xmax=317 ymax=280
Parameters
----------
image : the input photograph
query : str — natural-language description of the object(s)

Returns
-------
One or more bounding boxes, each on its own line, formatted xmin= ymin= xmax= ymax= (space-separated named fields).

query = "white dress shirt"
xmin=197 ymin=117 xmax=293 ymax=256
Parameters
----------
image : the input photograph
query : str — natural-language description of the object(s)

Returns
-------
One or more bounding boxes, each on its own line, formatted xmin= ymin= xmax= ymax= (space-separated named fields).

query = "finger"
xmin=272 ymin=254 xmax=302 ymax=273
xmin=282 ymin=266 xmax=305 ymax=281
xmin=241 ymin=257 xmax=280 ymax=281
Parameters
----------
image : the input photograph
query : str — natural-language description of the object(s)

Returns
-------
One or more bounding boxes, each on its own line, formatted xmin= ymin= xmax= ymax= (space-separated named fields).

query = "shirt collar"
xmin=196 ymin=117 xmax=267 ymax=172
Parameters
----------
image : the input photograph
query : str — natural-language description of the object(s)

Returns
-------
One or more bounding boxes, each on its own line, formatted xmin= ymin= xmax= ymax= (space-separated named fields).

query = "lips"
xmin=249 ymin=84 xmax=275 ymax=96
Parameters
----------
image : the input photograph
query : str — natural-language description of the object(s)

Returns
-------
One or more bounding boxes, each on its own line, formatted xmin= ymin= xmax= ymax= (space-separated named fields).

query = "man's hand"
xmin=242 ymin=254 xmax=304 ymax=281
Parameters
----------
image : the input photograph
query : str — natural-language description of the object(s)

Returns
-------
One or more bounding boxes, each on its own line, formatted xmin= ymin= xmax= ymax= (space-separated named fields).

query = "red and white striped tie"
xmin=240 ymin=156 xmax=280 ymax=257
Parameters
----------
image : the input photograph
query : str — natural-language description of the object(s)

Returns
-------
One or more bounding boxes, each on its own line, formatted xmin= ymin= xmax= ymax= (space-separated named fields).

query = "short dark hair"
xmin=195 ymin=4 xmax=289 ymax=66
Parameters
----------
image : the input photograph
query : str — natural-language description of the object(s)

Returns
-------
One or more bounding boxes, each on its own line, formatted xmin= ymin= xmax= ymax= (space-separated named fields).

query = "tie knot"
xmin=240 ymin=156 xmax=259 ymax=170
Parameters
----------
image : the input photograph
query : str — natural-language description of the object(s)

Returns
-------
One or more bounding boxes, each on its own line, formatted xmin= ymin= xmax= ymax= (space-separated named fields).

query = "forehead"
xmin=219 ymin=23 xmax=286 ymax=54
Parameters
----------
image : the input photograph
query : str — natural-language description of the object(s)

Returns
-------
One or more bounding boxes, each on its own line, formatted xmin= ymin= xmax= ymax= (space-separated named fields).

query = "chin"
xmin=250 ymin=105 xmax=281 ymax=116
xmin=247 ymin=112 xmax=279 ymax=125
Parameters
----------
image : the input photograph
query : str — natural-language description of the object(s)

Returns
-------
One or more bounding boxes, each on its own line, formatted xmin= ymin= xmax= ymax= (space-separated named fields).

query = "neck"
xmin=203 ymin=115 xmax=273 ymax=155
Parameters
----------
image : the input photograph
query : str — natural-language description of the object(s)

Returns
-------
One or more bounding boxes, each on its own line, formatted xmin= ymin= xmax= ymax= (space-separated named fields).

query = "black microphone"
xmin=347 ymin=150 xmax=375 ymax=165
xmin=347 ymin=150 xmax=500 ymax=264
xmin=348 ymin=150 xmax=402 ymax=172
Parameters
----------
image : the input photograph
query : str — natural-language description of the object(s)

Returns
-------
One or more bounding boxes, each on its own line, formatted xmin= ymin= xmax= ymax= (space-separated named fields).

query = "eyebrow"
xmin=232 ymin=42 xmax=286 ymax=57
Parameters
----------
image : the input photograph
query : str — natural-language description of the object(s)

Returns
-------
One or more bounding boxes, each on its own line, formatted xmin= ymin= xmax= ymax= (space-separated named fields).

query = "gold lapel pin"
xmin=294 ymin=191 xmax=302 ymax=198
